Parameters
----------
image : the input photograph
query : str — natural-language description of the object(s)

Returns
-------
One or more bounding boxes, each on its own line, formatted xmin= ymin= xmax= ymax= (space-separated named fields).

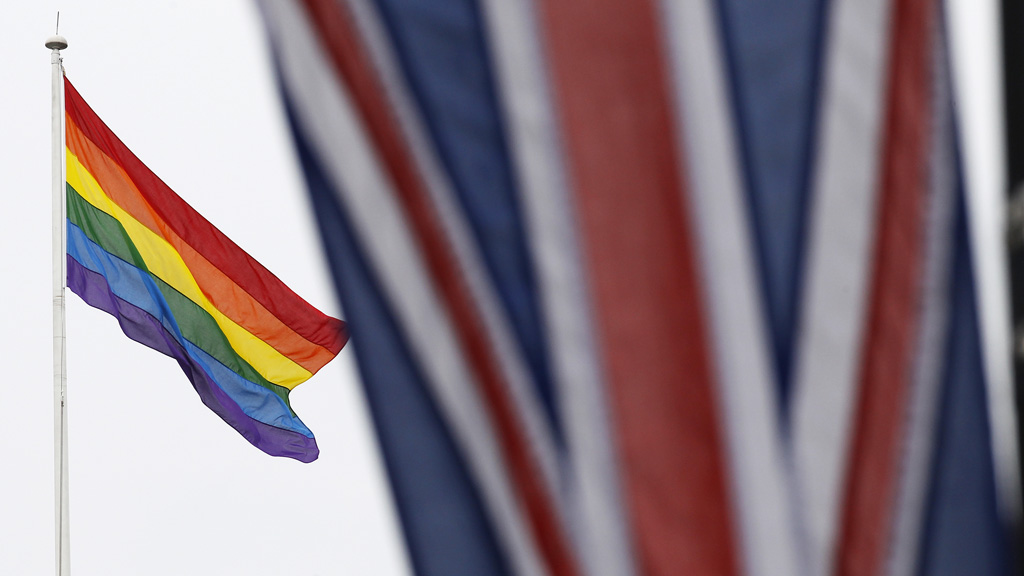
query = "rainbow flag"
xmin=62 ymin=77 xmax=346 ymax=462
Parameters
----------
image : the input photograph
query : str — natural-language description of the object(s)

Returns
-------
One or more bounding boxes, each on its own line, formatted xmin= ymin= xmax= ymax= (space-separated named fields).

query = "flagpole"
xmin=46 ymin=32 xmax=69 ymax=576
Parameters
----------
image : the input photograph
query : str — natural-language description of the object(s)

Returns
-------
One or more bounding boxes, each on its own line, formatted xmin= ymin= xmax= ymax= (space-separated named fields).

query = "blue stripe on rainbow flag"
xmin=67 ymin=221 xmax=315 ymax=439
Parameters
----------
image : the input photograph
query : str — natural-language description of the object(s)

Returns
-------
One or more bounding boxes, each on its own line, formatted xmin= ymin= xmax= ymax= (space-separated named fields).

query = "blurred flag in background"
xmin=259 ymin=0 xmax=1015 ymax=574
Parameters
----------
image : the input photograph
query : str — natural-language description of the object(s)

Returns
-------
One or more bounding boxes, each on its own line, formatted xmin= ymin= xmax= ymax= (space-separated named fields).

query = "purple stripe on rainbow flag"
xmin=64 ymin=77 xmax=343 ymax=461
xmin=68 ymin=254 xmax=319 ymax=462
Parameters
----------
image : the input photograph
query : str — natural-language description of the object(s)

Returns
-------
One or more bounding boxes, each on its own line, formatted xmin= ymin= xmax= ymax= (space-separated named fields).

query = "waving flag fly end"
xmin=63 ymin=77 xmax=347 ymax=463
xmin=261 ymin=0 xmax=1016 ymax=574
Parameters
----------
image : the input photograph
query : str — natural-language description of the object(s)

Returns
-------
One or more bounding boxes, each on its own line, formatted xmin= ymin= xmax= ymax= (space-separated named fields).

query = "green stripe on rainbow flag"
xmin=63 ymin=76 xmax=346 ymax=461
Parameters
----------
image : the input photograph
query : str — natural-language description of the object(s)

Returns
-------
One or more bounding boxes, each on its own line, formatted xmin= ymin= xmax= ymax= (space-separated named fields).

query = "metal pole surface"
xmin=47 ymin=33 xmax=69 ymax=576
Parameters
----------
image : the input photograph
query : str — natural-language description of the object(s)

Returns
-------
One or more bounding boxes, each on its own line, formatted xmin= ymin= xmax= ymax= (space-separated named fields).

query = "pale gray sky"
xmin=1 ymin=2 xmax=409 ymax=574
xmin=0 ymin=1 xmax=1013 ymax=575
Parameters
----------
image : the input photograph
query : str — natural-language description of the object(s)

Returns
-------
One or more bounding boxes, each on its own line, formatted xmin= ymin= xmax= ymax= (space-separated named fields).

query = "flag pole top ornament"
xmin=45 ymin=35 xmax=67 ymax=51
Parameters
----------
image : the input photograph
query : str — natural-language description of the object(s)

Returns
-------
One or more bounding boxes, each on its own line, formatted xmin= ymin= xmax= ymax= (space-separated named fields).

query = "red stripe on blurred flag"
xmin=835 ymin=0 xmax=933 ymax=574
xmin=536 ymin=0 xmax=740 ymax=574
xmin=296 ymin=1 xmax=581 ymax=575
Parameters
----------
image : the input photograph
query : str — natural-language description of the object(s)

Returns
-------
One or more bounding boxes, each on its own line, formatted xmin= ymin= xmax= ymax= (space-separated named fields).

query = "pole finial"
xmin=45 ymin=35 xmax=68 ymax=51
xmin=46 ymin=12 xmax=66 ymax=50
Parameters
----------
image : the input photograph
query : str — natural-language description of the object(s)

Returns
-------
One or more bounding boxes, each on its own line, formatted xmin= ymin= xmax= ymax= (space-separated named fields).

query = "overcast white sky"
xmin=0 ymin=1 xmax=1012 ymax=575
xmin=1 ymin=2 xmax=409 ymax=574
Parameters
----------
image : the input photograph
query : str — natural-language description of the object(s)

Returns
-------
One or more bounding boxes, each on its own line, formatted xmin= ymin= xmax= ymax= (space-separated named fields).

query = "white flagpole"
xmin=46 ymin=31 xmax=69 ymax=576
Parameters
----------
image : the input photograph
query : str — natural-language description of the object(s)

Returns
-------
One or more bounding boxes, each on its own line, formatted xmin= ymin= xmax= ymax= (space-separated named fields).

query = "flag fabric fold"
xmin=261 ymin=0 xmax=1014 ymax=572
xmin=62 ymin=76 xmax=346 ymax=463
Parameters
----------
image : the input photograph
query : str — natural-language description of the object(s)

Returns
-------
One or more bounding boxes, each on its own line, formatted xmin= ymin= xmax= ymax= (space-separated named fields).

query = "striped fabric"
xmin=260 ymin=0 xmax=1013 ymax=573
xmin=63 ymin=77 xmax=347 ymax=463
